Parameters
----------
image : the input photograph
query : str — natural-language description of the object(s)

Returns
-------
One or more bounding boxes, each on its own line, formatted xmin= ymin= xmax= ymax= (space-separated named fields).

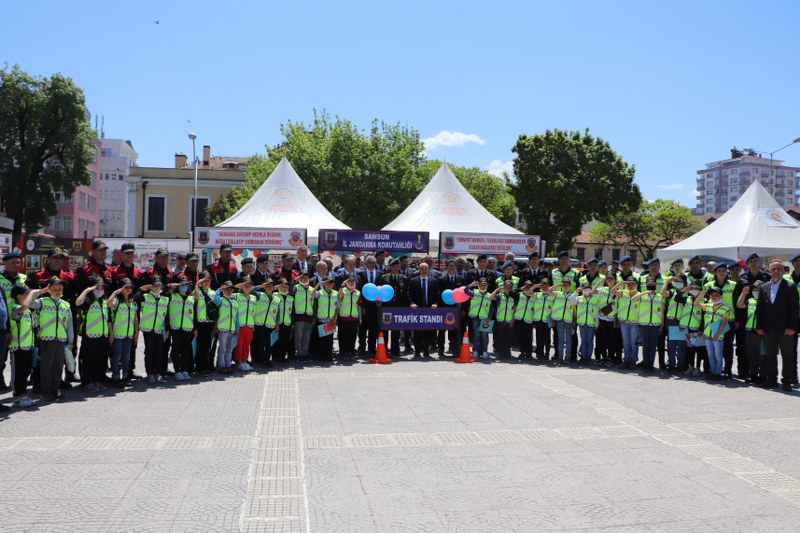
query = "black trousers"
xmin=338 ymin=320 xmax=359 ymax=355
xmin=252 ymin=325 xmax=270 ymax=364
xmin=170 ymin=330 xmax=194 ymax=373
xmin=195 ymin=322 xmax=215 ymax=372
xmin=516 ymin=322 xmax=533 ymax=357
xmin=437 ymin=328 xmax=459 ymax=355
xmin=657 ymin=329 xmax=667 ymax=368
xmin=358 ymin=312 xmax=379 ymax=354
xmin=273 ymin=325 xmax=292 ymax=362
xmin=535 ymin=321 xmax=551 ymax=359
xmin=762 ymin=330 xmax=795 ymax=385
xmin=11 ymin=349 xmax=33 ymax=397
xmin=414 ymin=330 xmax=435 ymax=356
xmin=735 ymin=326 xmax=749 ymax=379
xmin=722 ymin=328 xmax=735 ymax=375
xmin=312 ymin=324 xmax=334 ymax=361
xmin=494 ymin=322 xmax=513 ymax=358
xmin=143 ymin=331 xmax=166 ymax=376
xmin=80 ymin=336 xmax=109 ymax=384
xmin=386 ymin=329 xmax=402 ymax=356
xmin=744 ymin=330 xmax=762 ymax=382
xmin=595 ymin=320 xmax=615 ymax=361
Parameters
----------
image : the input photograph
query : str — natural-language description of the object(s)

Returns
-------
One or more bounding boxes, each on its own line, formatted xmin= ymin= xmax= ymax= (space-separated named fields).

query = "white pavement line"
xmin=304 ymin=425 xmax=645 ymax=449
xmin=0 ymin=435 xmax=259 ymax=451
xmin=239 ymin=372 xmax=272 ymax=532
xmin=509 ymin=366 xmax=800 ymax=507
xmin=293 ymin=370 xmax=312 ymax=533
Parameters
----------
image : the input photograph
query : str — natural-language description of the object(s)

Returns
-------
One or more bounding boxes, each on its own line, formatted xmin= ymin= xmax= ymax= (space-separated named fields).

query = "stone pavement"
xmin=2 ymin=343 xmax=800 ymax=532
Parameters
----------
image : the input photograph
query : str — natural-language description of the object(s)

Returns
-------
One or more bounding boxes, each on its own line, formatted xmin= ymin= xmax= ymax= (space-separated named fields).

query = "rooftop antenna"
xmin=100 ymin=115 xmax=105 ymax=138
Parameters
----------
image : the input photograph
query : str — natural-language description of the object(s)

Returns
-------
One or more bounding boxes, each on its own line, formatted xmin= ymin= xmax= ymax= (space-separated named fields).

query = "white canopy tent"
xmin=383 ymin=163 xmax=521 ymax=249
xmin=657 ymin=180 xmax=800 ymax=263
xmin=216 ymin=157 xmax=349 ymax=246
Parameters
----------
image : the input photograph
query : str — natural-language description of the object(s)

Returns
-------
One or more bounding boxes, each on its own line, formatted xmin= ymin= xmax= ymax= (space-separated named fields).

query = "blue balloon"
xmin=362 ymin=283 xmax=379 ymax=301
xmin=378 ymin=284 xmax=394 ymax=303
xmin=442 ymin=289 xmax=455 ymax=305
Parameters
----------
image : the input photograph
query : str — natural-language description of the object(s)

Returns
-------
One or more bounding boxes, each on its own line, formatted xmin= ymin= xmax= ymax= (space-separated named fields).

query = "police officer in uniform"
xmin=146 ymin=247 xmax=173 ymax=286
xmin=436 ymin=260 xmax=464 ymax=357
xmin=379 ymin=258 xmax=409 ymax=357
xmin=206 ymin=243 xmax=239 ymax=290
xmin=0 ymin=252 xmax=26 ymax=392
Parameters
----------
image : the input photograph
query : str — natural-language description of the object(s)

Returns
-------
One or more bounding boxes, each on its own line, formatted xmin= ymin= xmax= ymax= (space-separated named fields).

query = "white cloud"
xmin=485 ymin=160 xmax=513 ymax=178
xmin=658 ymin=183 xmax=685 ymax=190
xmin=422 ymin=130 xmax=485 ymax=151
xmin=689 ymin=188 xmax=699 ymax=197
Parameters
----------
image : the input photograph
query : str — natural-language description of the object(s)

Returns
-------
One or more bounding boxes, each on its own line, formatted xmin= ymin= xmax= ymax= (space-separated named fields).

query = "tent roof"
xmin=216 ymin=157 xmax=350 ymax=233
xmin=657 ymin=180 xmax=800 ymax=262
xmin=382 ymin=163 xmax=521 ymax=236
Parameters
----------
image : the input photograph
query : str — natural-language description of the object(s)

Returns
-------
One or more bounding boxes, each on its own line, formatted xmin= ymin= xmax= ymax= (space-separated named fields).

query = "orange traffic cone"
xmin=369 ymin=332 xmax=393 ymax=364
xmin=454 ymin=331 xmax=476 ymax=363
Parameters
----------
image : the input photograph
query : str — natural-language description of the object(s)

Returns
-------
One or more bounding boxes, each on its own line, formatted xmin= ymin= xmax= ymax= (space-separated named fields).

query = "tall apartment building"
xmin=44 ymin=138 xmax=102 ymax=238
xmin=694 ymin=147 xmax=800 ymax=214
xmin=98 ymin=138 xmax=139 ymax=237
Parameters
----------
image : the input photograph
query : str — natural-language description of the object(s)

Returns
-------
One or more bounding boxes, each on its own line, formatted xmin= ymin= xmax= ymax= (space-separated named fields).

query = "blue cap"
xmin=597 ymin=260 xmax=608 ymax=267
xmin=619 ymin=255 xmax=632 ymax=264
xmin=557 ymin=251 xmax=570 ymax=259
xmin=727 ymin=261 xmax=741 ymax=269
xmin=689 ymin=255 xmax=702 ymax=263
xmin=2 ymin=252 xmax=20 ymax=261
xmin=713 ymin=263 xmax=728 ymax=272
xmin=790 ymin=252 xmax=800 ymax=262
xmin=501 ymin=261 xmax=514 ymax=270
xmin=642 ymin=260 xmax=651 ymax=267
xmin=585 ymin=257 xmax=598 ymax=265
xmin=671 ymin=258 xmax=684 ymax=266
xmin=745 ymin=253 xmax=760 ymax=263
xmin=648 ymin=257 xmax=660 ymax=264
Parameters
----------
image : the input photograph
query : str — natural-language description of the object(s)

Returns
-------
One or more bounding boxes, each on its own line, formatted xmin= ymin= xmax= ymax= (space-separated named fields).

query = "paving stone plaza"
xmin=2 ymin=342 xmax=800 ymax=532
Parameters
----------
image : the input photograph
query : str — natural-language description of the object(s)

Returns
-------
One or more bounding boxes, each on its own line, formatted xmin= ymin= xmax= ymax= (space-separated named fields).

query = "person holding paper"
xmin=704 ymin=263 xmax=737 ymax=379
xmin=232 ymin=276 xmax=257 ymax=372
xmin=253 ymin=279 xmax=281 ymax=366
xmin=694 ymin=286 xmax=729 ymax=381
xmin=311 ymin=276 xmax=338 ymax=362
xmin=594 ymin=273 xmax=618 ymax=366
xmin=212 ymin=281 xmax=239 ymax=375
xmin=548 ymin=279 xmax=575 ymax=365
xmin=661 ymin=261 xmax=689 ymax=372
xmin=463 ymin=277 xmax=492 ymax=361
xmin=272 ymin=279 xmax=294 ymax=364
xmin=337 ymin=275 xmax=361 ymax=358
xmin=513 ymin=281 xmax=535 ymax=360
xmin=680 ymin=281 xmax=707 ymax=377
xmin=755 ymin=261 xmax=799 ymax=391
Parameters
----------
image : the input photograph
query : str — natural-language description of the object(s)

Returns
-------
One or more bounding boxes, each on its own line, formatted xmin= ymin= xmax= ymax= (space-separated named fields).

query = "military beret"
xmin=241 ymin=257 xmax=254 ymax=265
xmin=671 ymin=258 xmax=684 ymax=266
xmin=3 ymin=252 xmax=21 ymax=261
xmin=256 ymin=255 xmax=269 ymax=263
xmin=791 ymin=253 xmax=800 ymax=263
xmin=727 ymin=261 xmax=741 ymax=269
xmin=745 ymin=253 xmax=760 ymax=263
xmin=688 ymin=255 xmax=702 ymax=263
xmin=619 ymin=255 xmax=633 ymax=263
xmin=501 ymin=261 xmax=514 ymax=270
xmin=557 ymin=251 xmax=570 ymax=259
xmin=528 ymin=252 xmax=540 ymax=259
xmin=597 ymin=260 xmax=608 ymax=267
xmin=713 ymin=263 xmax=728 ymax=272
xmin=649 ymin=257 xmax=660 ymax=264
xmin=585 ymin=258 xmax=598 ymax=265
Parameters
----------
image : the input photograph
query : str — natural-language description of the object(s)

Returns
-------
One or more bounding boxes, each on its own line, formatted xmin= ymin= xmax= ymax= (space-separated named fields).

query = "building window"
xmin=594 ymin=248 xmax=603 ymax=260
xmin=47 ymin=215 xmax=73 ymax=233
xmin=612 ymin=249 xmax=620 ymax=262
xmin=189 ymin=196 xmax=211 ymax=230
xmin=79 ymin=192 xmax=96 ymax=212
xmin=78 ymin=218 xmax=96 ymax=238
xmin=145 ymin=195 xmax=167 ymax=232
xmin=575 ymin=247 xmax=585 ymax=261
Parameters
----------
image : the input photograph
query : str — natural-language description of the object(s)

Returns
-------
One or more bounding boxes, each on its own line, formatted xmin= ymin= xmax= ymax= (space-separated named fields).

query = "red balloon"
xmin=253 ymin=249 xmax=262 ymax=257
xmin=452 ymin=287 xmax=471 ymax=304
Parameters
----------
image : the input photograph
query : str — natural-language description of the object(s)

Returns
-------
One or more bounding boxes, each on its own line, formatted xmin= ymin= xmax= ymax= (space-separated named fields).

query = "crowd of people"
xmin=1 ymin=239 xmax=798 ymax=412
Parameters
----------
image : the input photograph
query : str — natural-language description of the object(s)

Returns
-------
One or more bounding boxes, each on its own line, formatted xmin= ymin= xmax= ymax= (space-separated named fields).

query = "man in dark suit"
xmin=466 ymin=254 xmax=493 ymax=285
xmin=378 ymin=258 xmax=409 ymax=356
xmin=335 ymin=255 xmax=357 ymax=289
xmin=357 ymin=254 xmax=381 ymax=355
xmin=518 ymin=252 xmax=549 ymax=286
xmin=408 ymin=262 xmax=440 ymax=358
xmin=437 ymin=259 xmax=464 ymax=356
xmin=756 ymin=260 xmax=799 ymax=390
xmin=292 ymin=245 xmax=310 ymax=274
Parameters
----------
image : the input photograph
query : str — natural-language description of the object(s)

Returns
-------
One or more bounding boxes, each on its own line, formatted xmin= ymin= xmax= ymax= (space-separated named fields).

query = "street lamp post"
xmin=758 ymin=137 xmax=800 ymax=180
xmin=188 ymin=132 xmax=198 ymax=252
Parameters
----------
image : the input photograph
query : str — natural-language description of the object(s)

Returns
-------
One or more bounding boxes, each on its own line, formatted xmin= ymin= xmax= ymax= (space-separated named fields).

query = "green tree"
xmin=590 ymin=199 xmax=703 ymax=261
xmin=208 ymin=110 xmax=517 ymax=229
xmin=209 ymin=110 xmax=427 ymax=228
xmin=510 ymin=129 xmax=641 ymax=252
xmin=420 ymin=160 xmax=517 ymax=225
xmin=0 ymin=65 xmax=97 ymax=242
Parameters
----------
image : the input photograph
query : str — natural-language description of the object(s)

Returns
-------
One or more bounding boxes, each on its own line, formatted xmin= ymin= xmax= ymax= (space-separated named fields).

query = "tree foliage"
xmin=0 ymin=64 xmax=97 ymax=242
xmin=510 ymin=129 xmax=642 ymax=252
xmin=208 ymin=110 xmax=517 ymax=228
xmin=590 ymin=199 xmax=704 ymax=261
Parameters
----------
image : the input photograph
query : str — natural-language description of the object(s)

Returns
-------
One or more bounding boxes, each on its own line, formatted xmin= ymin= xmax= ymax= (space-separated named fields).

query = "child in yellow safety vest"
xmin=693 ymin=285 xmax=730 ymax=380
xmin=514 ymin=280 xmax=535 ymax=360
xmin=9 ymin=284 xmax=43 ymax=407
xmin=680 ymin=280 xmax=707 ymax=377
xmin=75 ymin=276 xmax=112 ymax=392
xmin=167 ymin=275 xmax=196 ymax=381
xmin=530 ymin=279 xmax=553 ymax=361
xmin=490 ymin=280 xmax=518 ymax=360
xmin=548 ymin=279 xmax=575 ymax=364
xmin=107 ymin=277 xmax=139 ymax=387
xmin=572 ymin=283 xmax=599 ymax=364
xmin=213 ymin=280 xmax=239 ymax=375
xmin=273 ymin=278 xmax=294 ymax=364
xmin=137 ymin=276 xmax=170 ymax=384
xmin=29 ymin=277 xmax=74 ymax=401
xmin=252 ymin=279 xmax=281 ymax=367
xmin=736 ymin=280 xmax=764 ymax=383
xmin=337 ymin=275 xmax=361 ymax=358
xmin=594 ymin=272 xmax=619 ymax=366
xmin=630 ymin=277 xmax=663 ymax=372
xmin=611 ymin=279 xmax=640 ymax=368
xmin=232 ymin=275 xmax=258 ymax=371
xmin=312 ymin=276 xmax=338 ymax=361
xmin=464 ymin=277 xmax=492 ymax=361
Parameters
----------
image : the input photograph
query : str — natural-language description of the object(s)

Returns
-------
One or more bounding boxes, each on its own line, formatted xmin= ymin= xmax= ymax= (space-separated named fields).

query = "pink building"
xmin=45 ymin=138 xmax=102 ymax=238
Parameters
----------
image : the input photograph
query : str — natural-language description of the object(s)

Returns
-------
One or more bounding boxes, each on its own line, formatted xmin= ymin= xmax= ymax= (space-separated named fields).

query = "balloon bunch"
xmin=362 ymin=283 xmax=394 ymax=303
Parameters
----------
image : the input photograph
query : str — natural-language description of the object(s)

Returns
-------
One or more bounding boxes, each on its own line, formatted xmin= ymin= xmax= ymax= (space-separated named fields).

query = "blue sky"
xmin=3 ymin=1 xmax=800 ymax=207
